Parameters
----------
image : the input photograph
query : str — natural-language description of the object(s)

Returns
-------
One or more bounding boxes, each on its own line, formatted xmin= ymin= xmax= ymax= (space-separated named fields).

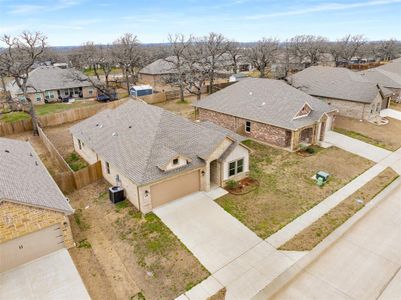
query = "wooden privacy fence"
xmin=38 ymin=126 xmax=103 ymax=194
xmin=0 ymin=98 xmax=127 ymax=137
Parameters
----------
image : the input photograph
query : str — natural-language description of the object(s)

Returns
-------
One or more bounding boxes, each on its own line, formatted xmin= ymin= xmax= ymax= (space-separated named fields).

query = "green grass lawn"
xmin=0 ymin=101 xmax=99 ymax=123
xmin=216 ymin=140 xmax=374 ymax=239
xmin=65 ymin=152 xmax=88 ymax=171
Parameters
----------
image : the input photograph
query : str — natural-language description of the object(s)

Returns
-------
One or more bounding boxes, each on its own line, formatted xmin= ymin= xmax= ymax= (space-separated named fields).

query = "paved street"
xmin=0 ymin=249 xmax=90 ymax=300
xmin=270 ymin=183 xmax=401 ymax=300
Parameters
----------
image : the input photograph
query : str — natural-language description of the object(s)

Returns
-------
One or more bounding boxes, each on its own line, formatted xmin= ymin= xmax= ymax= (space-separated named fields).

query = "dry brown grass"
xmin=154 ymin=96 xmax=198 ymax=120
xmin=280 ymin=168 xmax=398 ymax=251
xmin=334 ymin=116 xmax=401 ymax=151
xmin=208 ymin=288 xmax=227 ymax=300
xmin=390 ymin=101 xmax=401 ymax=112
xmin=68 ymin=180 xmax=209 ymax=300
xmin=217 ymin=140 xmax=374 ymax=239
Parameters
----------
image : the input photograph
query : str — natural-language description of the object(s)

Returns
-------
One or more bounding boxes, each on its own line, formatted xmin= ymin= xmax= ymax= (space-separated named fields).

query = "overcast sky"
xmin=0 ymin=0 xmax=400 ymax=46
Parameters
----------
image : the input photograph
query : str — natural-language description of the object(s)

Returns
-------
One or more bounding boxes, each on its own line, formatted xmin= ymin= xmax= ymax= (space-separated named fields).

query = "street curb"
xmin=252 ymin=177 xmax=401 ymax=300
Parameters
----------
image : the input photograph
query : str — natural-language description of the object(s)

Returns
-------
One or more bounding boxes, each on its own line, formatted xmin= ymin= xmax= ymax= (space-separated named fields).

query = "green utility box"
xmin=316 ymin=171 xmax=330 ymax=182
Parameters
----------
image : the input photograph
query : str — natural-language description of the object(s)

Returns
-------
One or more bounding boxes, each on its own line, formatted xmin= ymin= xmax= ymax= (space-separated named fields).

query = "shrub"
xmin=226 ymin=180 xmax=238 ymax=189
xmin=305 ymin=146 xmax=316 ymax=154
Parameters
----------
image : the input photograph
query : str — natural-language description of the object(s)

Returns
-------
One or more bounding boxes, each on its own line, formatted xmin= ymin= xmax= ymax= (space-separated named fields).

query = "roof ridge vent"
xmin=4 ymin=149 xmax=9 ymax=153
xmin=112 ymin=132 xmax=118 ymax=137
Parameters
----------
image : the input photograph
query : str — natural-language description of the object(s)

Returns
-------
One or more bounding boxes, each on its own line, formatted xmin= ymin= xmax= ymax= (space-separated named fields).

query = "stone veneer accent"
xmin=0 ymin=201 xmax=74 ymax=248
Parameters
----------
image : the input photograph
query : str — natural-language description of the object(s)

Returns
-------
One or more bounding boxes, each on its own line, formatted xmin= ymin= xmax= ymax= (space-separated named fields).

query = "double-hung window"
xmin=105 ymin=162 xmax=110 ymax=174
xmin=228 ymin=158 xmax=244 ymax=177
xmin=245 ymin=121 xmax=251 ymax=133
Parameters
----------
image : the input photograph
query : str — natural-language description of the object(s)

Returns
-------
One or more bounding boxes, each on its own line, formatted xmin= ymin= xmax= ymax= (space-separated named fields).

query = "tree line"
xmin=0 ymin=31 xmax=400 ymax=132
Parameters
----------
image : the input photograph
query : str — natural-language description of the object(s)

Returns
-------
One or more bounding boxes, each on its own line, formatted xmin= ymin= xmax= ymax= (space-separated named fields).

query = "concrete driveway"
xmin=381 ymin=108 xmax=401 ymax=121
xmin=0 ymin=249 xmax=90 ymax=300
xmin=324 ymin=130 xmax=392 ymax=162
xmin=271 ymin=182 xmax=401 ymax=300
xmin=154 ymin=191 xmax=262 ymax=273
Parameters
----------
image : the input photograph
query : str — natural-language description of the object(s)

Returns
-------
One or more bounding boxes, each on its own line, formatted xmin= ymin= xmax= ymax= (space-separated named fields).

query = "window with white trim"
xmin=245 ymin=121 xmax=251 ymax=133
xmin=228 ymin=158 xmax=244 ymax=177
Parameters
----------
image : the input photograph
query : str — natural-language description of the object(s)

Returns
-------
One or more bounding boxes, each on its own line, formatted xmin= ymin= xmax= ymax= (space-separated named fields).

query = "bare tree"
xmin=164 ymin=34 xmax=192 ymax=101
xmin=0 ymin=31 xmax=47 ymax=134
xmin=376 ymin=39 xmax=400 ymax=61
xmin=113 ymin=33 xmax=142 ymax=92
xmin=201 ymin=33 xmax=228 ymax=93
xmin=289 ymin=35 xmax=328 ymax=66
xmin=97 ymin=45 xmax=117 ymax=88
xmin=226 ymin=40 xmax=242 ymax=74
xmin=336 ymin=34 xmax=367 ymax=63
xmin=245 ymin=37 xmax=279 ymax=78
xmin=78 ymin=41 xmax=101 ymax=80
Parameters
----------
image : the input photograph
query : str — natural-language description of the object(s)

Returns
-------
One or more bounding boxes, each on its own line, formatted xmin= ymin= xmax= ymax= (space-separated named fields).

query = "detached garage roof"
xmin=0 ymin=138 xmax=73 ymax=214
xmin=194 ymin=78 xmax=335 ymax=131
xmin=288 ymin=66 xmax=385 ymax=104
xmin=70 ymin=100 xmax=243 ymax=185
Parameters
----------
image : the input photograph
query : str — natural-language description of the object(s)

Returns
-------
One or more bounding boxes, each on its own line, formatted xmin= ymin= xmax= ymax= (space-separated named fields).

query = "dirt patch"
xmin=68 ymin=180 xmax=209 ymax=300
xmin=280 ymin=168 xmax=399 ymax=251
xmin=334 ymin=116 xmax=401 ymax=151
xmin=217 ymin=140 xmax=375 ymax=239
xmin=208 ymin=288 xmax=227 ymax=300
xmin=43 ymin=122 xmax=77 ymax=158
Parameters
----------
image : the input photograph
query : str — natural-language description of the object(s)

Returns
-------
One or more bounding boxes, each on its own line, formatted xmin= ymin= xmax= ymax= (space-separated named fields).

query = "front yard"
xmin=334 ymin=116 xmax=401 ymax=151
xmin=216 ymin=140 xmax=374 ymax=239
xmin=69 ymin=180 xmax=209 ymax=300
xmin=390 ymin=101 xmax=401 ymax=112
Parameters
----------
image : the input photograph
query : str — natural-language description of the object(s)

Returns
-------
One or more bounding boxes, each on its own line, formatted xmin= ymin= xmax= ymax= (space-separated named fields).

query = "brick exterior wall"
xmin=198 ymin=108 xmax=293 ymax=148
xmin=0 ymin=201 xmax=74 ymax=248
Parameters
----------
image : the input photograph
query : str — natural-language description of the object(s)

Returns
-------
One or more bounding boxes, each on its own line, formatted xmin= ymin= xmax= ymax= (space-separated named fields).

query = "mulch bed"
xmin=226 ymin=177 xmax=259 ymax=195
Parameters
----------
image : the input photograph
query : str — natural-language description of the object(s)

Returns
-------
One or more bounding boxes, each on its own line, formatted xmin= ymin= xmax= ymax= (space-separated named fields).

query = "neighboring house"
xmin=288 ymin=66 xmax=392 ymax=120
xmin=7 ymin=66 xmax=97 ymax=105
xmin=0 ymin=138 xmax=74 ymax=272
xmin=138 ymin=57 xmax=177 ymax=87
xmin=194 ymin=78 xmax=336 ymax=151
xmin=70 ymin=100 xmax=250 ymax=213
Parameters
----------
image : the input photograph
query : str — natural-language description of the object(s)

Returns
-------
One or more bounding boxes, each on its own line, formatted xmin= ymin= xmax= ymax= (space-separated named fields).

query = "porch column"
xmin=204 ymin=161 xmax=211 ymax=192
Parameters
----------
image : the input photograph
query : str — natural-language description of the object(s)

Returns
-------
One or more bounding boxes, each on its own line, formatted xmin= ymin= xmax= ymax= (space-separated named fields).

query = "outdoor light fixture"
xmin=145 ymin=190 xmax=149 ymax=197
xmin=201 ymin=170 xmax=205 ymax=176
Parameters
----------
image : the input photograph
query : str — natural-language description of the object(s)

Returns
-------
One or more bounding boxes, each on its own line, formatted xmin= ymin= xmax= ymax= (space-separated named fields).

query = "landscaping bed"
xmin=68 ymin=180 xmax=209 ymax=300
xmin=216 ymin=140 xmax=375 ymax=239
xmin=334 ymin=116 xmax=401 ymax=151
xmin=279 ymin=168 xmax=399 ymax=251
xmin=226 ymin=177 xmax=259 ymax=195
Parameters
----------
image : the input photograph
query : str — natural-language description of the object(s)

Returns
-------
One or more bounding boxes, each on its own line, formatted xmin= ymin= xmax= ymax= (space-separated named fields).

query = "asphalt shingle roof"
xmin=194 ymin=78 xmax=334 ymax=131
xmin=358 ymin=62 xmax=401 ymax=89
xmin=8 ymin=66 xmax=93 ymax=94
xmin=70 ymin=100 xmax=242 ymax=186
xmin=139 ymin=57 xmax=177 ymax=75
xmin=288 ymin=66 xmax=382 ymax=103
xmin=0 ymin=138 xmax=73 ymax=214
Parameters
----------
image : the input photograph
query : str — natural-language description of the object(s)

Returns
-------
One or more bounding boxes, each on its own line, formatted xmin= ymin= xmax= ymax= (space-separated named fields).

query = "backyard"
xmin=69 ymin=180 xmax=209 ymax=300
xmin=334 ymin=116 xmax=401 ymax=151
xmin=216 ymin=140 xmax=375 ymax=239
xmin=155 ymin=96 xmax=198 ymax=120
xmin=0 ymin=100 xmax=101 ymax=123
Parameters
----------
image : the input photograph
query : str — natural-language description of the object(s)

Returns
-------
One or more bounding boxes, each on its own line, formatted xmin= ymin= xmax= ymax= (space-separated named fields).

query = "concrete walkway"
xmin=381 ymin=108 xmax=401 ymax=121
xmin=154 ymin=190 xmax=296 ymax=300
xmin=0 ymin=249 xmax=90 ymax=300
xmin=269 ymin=182 xmax=401 ymax=300
xmin=324 ymin=130 xmax=392 ymax=162
xmin=266 ymin=163 xmax=387 ymax=248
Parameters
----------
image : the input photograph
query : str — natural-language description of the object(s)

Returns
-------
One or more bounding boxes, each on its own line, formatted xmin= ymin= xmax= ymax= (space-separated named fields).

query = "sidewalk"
xmin=381 ymin=108 xmax=401 ymax=121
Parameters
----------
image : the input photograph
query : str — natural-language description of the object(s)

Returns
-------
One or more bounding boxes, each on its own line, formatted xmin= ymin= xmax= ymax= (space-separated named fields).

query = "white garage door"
xmin=0 ymin=224 xmax=65 ymax=272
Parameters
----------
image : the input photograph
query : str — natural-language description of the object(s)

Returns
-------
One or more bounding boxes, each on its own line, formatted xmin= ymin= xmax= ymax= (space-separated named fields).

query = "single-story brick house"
xmin=358 ymin=60 xmax=401 ymax=102
xmin=70 ymin=100 xmax=250 ymax=213
xmin=194 ymin=78 xmax=336 ymax=151
xmin=288 ymin=66 xmax=392 ymax=120
xmin=7 ymin=66 xmax=97 ymax=105
xmin=0 ymin=138 xmax=74 ymax=272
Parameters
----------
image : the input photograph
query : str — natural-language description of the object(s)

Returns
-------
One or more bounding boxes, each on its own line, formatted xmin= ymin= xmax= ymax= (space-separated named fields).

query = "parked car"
xmin=96 ymin=93 xmax=117 ymax=102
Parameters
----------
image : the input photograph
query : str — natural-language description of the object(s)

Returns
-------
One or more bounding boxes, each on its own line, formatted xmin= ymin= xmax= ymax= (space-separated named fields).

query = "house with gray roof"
xmin=70 ymin=100 xmax=250 ymax=213
xmin=288 ymin=66 xmax=392 ymax=121
xmin=358 ymin=60 xmax=401 ymax=102
xmin=0 ymin=137 xmax=74 ymax=272
xmin=7 ymin=66 xmax=97 ymax=105
xmin=194 ymin=78 xmax=336 ymax=151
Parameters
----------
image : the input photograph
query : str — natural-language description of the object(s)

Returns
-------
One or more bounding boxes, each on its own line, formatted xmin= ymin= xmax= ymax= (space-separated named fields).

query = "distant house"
xmin=194 ymin=78 xmax=336 ymax=151
xmin=138 ymin=57 xmax=177 ymax=87
xmin=7 ymin=66 xmax=97 ymax=105
xmin=0 ymin=138 xmax=74 ymax=272
xmin=288 ymin=66 xmax=392 ymax=120
xmin=70 ymin=100 xmax=249 ymax=213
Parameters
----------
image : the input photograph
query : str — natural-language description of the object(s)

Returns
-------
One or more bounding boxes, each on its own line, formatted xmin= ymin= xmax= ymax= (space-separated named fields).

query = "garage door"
xmin=151 ymin=170 xmax=200 ymax=208
xmin=0 ymin=224 xmax=64 ymax=272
